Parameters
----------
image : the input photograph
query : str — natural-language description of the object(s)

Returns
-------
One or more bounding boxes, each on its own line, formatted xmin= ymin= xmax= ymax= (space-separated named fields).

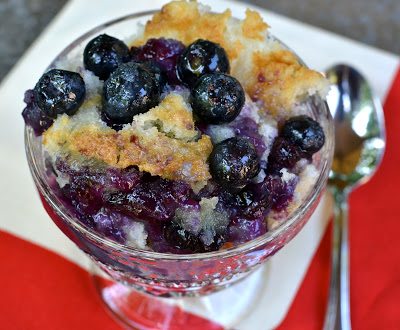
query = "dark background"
xmin=1 ymin=0 xmax=399 ymax=81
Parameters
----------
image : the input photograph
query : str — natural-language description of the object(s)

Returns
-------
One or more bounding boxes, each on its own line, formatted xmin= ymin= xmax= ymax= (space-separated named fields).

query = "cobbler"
xmin=22 ymin=1 xmax=328 ymax=253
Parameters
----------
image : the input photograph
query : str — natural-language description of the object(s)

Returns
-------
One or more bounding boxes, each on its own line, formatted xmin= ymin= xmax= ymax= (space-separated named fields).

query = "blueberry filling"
xmin=268 ymin=137 xmax=305 ymax=173
xmin=131 ymin=38 xmax=185 ymax=85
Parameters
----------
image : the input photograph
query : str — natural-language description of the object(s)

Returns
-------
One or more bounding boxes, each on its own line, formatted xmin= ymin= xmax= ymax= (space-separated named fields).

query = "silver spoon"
xmin=323 ymin=64 xmax=386 ymax=330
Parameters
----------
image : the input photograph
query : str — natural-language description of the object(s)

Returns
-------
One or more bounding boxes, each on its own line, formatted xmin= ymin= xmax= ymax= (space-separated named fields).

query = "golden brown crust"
xmin=133 ymin=93 xmax=198 ymax=142
xmin=118 ymin=130 xmax=212 ymax=183
xmin=43 ymin=94 xmax=212 ymax=185
xmin=234 ymin=50 xmax=328 ymax=115
xmin=241 ymin=9 xmax=269 ymax=40
xmin=135 ymin=0 xmax=328 ymax=116
xmin=137 ymin=1 xmax=231 ymax=45
xmin=133 ymin=1 xmax=268 ymax=61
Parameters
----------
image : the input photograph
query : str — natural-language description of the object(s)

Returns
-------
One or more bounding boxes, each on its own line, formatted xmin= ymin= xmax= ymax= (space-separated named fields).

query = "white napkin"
xmin=0 ymin=0 xmax=398 ymax=329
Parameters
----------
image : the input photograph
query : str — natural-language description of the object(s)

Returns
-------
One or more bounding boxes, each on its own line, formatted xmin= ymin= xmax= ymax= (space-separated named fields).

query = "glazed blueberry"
xmin=131 ymin=38 xmax=185 ymax=84
xmin=220 ymin=182 xmax=271 ymax=220
xmin=221 ymin=172 xmax=296 ymax=218
xmin=177 ymin=39 xmax=230 ymax=86
xmin=267 ymin=137 xmax=305 ymax=173
xmin=282 ymin=115 xmax=325 ymax=156
xmin=102 ymin=62 xmax=161 ymax=124
xmin=22 ymin=89 xmax=53 ymax=136
xmin=140 ymin=61 xmax=167 ymax=91
xmin=83 ymin=34 xmax=130 ymax=80
xmin=190 ymin=73 xmax=245 ymax=124
xmin=209 ymin=137 xmax=260 ymax=188
xmin=34 ymin=69 xmax=86 ymax=118
xmin=234 ymin=185 xmax=270 ymax=219
xmin=163 ymin=221 xmax=225 ymax=253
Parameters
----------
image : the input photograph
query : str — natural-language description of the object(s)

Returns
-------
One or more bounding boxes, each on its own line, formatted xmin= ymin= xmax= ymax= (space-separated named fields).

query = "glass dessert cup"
xmin=24 ymin=12 xmax=334 ymax=330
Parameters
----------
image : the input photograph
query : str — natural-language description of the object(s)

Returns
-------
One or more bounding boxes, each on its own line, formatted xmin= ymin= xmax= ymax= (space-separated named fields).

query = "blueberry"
xmin=177 ymin=39 xmax=230 ymax=86
xmin=267 ymin=137 xmax=305 ymax=173
xmin=83 ymin=34 xmax=130 ymax=80
xmin=222 ymin=173 xmax=296 ymax=218
xmin=131 ymin=38 xmax=185 ymax=85
xmin=209 ymin=137 xmax=260 ymax=188
xmin=163 ymin=221 xmax=225 ymax=253
xmin=235 ymin=189 xmax=256 ymax=208
xmin=220 ymin=183 xmax=271 ymax=220
xmin=190 ymin=73 xmax=245 ymax=124
xmin=234 ymin=186 xmax=270 ymax=219
xmin=140 ymin=61 xmax=167 ymax=92
xmin=22 ymin=89 xmax=54 ymax=135
xmin=282 ymin=115 xmax=325 ymax=156
xmin=34 ymin=69 xmax=86 ymax=118
xmin=102 ymin=62 xmax=161 ymax=125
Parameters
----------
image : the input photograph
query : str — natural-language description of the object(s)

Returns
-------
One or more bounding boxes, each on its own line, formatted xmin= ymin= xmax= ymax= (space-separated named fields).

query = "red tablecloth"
xmin=1 ymin=68 xmax=399 ymax=330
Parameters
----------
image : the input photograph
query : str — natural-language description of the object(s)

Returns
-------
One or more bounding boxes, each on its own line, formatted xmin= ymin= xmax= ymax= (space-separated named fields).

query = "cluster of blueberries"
xmin=23 ymin=33 xmax=325 ymax=253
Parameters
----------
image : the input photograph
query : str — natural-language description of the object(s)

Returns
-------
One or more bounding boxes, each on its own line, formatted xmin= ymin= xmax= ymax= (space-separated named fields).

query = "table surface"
xmin=1 ymin=0 xmax=399 ymax=81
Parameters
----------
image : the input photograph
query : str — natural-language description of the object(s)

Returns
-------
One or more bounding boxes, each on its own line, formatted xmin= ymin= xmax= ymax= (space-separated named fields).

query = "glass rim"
xmin=25 ymin=10 xmax=334 ymax=261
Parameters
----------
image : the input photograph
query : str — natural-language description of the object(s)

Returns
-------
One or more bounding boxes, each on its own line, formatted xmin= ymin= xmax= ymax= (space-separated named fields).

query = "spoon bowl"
xmin=327 ymin=64 xmax=386 ymax=188
xmin=323 ymin=64 xmax=386 ymax=330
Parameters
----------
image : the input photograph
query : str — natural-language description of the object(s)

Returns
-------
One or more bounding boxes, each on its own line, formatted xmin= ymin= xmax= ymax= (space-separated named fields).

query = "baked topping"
xmin=236 ymin=50 xmax=329 ymax=116
xmin=138 ymin=1 xmax=328 ymax=114
xmin=43 ymin=93 xmax=213 ymax=185
xmin=131 ymin=37 xmax=185 ymax=85
xmin=135 ymin=2 xmax=267 ymax=60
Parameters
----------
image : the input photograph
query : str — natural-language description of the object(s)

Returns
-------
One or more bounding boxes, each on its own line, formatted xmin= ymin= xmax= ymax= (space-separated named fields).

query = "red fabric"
xmin=278 ymin=67 xmax=400 ymax=330
xmin=0 ymin=230 xmax=120 ymax=330
xmin=0 ymin=231 xmax=223 ymax=330
xmin=1 ymin=69 xmax=399 ymax=329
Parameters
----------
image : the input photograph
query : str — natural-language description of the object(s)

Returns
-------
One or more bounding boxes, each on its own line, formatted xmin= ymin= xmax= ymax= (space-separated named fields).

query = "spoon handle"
xmin=323 ymin=189 xmax=352 ymax=330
